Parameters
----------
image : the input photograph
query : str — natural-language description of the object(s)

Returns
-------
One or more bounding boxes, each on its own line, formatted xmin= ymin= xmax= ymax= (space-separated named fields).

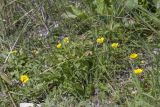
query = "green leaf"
xmin=93 ymin=0 xmax=105 ymax=14
xmin=0 ymin=64 xmax=12 ymax=85
xmin=152 ymin=0 xmax=160 ymax=9
xmin=62 ymin=5 xmax=87 ymax=19
xmin=126 ymin=0 xmax=138 ymax=10
xmin=0 ymin=72 xmax=12 ymax=85
xmin=62 ymin=12 xmax=77 ymax=19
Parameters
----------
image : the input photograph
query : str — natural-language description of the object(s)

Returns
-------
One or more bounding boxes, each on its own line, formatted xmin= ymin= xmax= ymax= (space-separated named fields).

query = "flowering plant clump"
xmin=1 ymin=1 xmax=159 ymax=106
xmin=20 ymin=75 xmax=29 ymax=84
xmin=96 ymin=37 xmax=105 ymax=44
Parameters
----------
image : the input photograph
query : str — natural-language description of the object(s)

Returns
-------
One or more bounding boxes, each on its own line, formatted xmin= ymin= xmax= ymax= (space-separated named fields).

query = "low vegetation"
xmin=0 ymin=0 xmax=160 ymax=106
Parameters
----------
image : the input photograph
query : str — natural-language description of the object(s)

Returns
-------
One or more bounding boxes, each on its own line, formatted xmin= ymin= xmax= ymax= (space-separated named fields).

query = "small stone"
xmin=20 ymin=103 xmax=34 ymax=107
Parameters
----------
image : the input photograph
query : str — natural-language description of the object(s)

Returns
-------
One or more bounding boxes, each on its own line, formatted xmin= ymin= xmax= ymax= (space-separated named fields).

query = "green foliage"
xmin=0 ymin=0 xmax=160 ymax=106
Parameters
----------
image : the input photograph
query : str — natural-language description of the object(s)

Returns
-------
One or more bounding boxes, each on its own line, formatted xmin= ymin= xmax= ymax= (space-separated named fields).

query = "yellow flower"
xmin=130 ymin=53 xmax=138 ymax=59
xmin=133 ymin=68 xmax=143 ymax=75
xmin=56 ymin=43 xmax=62 ymax=48
xmin=63 ymin=37 xmax=69 ymax=43
xmin=10 ymin=50 xmax=17 ymax=54
xmin=32 ymin=50 xmax=39 ymax=55
xmin=111 ymin=43 xmax=119 ymax=48
xmin=20 ymin=75 xmax=29 ymax=83
xmin=141 ymin=60 xmax=145 ymax=64
xmin=96 ymin=37 xmax=105 ymax=44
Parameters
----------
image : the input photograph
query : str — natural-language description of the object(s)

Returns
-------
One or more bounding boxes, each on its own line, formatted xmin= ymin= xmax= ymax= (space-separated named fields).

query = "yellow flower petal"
xmin=141 ymin=60 xmax=145 ymax=64
xmin=32 ymin=50 xmax=39 ymax=55
xmin=56 ymin=43 xmax=62 ymax=48
xmin=96 ymin=37 xmax=105 ymax=44
xmin=10 ymin=50 xmax=17 ymax=54
xmin=133 ymin=68 xmax=143 ymax=75
xmin=130 ymin=53 xmax=138 ymax=59
xmin=20 ymin=75 xmax=29 ymax=83
xmin=63 ymin=37 xmax=69 ymax=43
xmin=111 ymin=43 xmax=119 ymax=48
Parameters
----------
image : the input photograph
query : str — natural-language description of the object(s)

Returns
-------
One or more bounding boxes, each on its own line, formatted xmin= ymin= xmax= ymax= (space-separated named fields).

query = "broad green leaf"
xmin=0 ymin=64 xmax=12 ymax=85
xmin=62 ymin=5 xmax=87 ymax=19
xmin=126 ymin=0 xmax=138 ymax=10
xmin=61 ymin=12 xmax=77 ymax=19
xmin=0 ymin=72 xmax=12 ymax=85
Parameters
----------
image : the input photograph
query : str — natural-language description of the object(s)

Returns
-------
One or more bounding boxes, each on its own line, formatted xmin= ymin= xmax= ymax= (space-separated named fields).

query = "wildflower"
xmin=32 ymin=50 xmax=39 ymax=55
xmin=96 ymin=37 xmax=104 ymax=44
xmin=20 ymin=75 xmax=29 ymax=84
xmin=131 ymin=90 xmax=137 ymax=95
xmin=63 ymin=37 xmax=69 ymax=43
xmin=130 ymin=53 xmax=138 ymax=59
xmin=10 ymin=50 xmax=17 ymax=54
xmin=56 ymin=43 xmax=62 ymax=48
xmin=141 ymin=60 xmax=145 ymax=64
xmin=133 ymin=68 xmax=143 ymax=75
xmin=111 ymin=43 xmax=119 ymax=48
